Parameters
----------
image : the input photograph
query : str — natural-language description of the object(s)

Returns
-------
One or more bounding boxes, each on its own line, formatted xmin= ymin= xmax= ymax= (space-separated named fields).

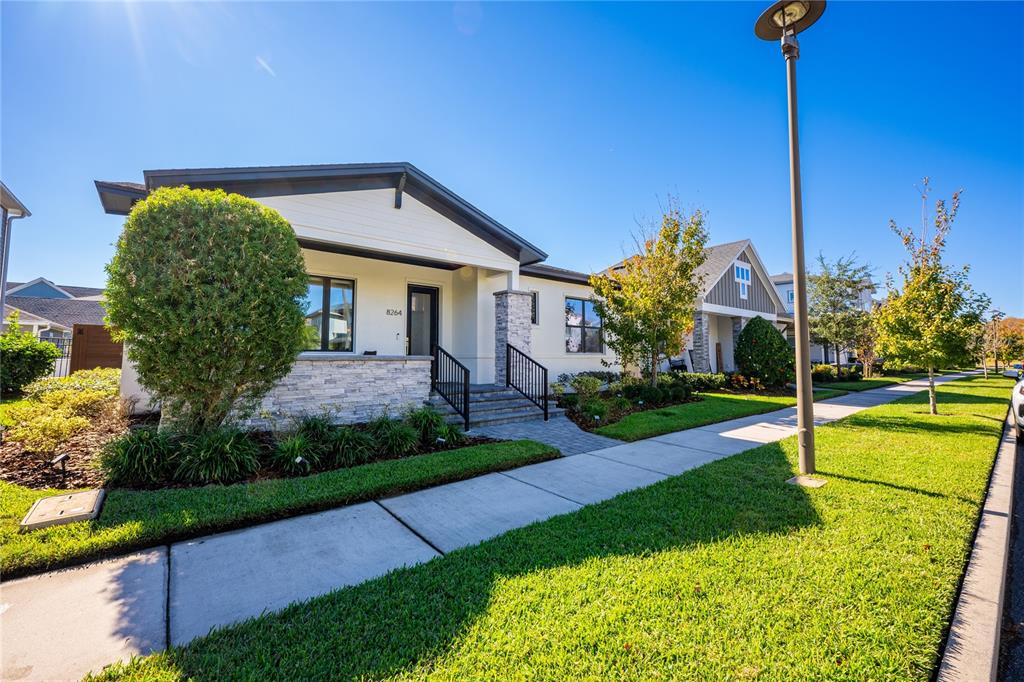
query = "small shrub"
xmin=270 ymin=434 xmax=315 ymax=476
xmin=669 ymin=386 xmax=689 ymax=403
xmin=174 ymin=427 xmax=261 ymax=485
xmin=610 ymin=396 xmax=633 ymax=415
xmin=295 ymin=413 xmax=335 ymax=457
xmin=23 ymin=368 xmax=121 ymax=400
xmin=326 ymin=426 xmax=376 ymax=468
xmin=0 ymin=312 xmax=63 ymax=394
xmin=638 ymin=385 xmax=665 ymax=406
xmin=405 ymin=405 xmax=448 ymax=448
xmin=729 ymin=373 xmax=765 ymax=391
xmin=560 ymin=394 xmax=580 ymax=410
xmin=811 ymin=364 xmax=837 ymax=382
xmin=436 ymin=421 xmax=467 ymax=447
xmin=581 ymin=399 xmax=609 ymax=421
xmin=6 ymin=405 xmax=89 ymax=455
xmin=99 ymin=427 xmax=176 ymax=486
xmin=368 ymin=415 xmax=419 ymax=457
xmin=735 ymin=316 xmax=794 ymax=387
xmin=677 ymin=372 xmax=727 ymax=392
xmin=39 ymin=388 xmax=115 ymax=418
xmin=621 ymin=381 xmax=644 ymax=400
xmin=570 ymin=375 xmax=603 ymax=404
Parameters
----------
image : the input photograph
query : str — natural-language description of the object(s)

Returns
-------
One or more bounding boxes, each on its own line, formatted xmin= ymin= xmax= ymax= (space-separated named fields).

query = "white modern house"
xmin=97 ymin=163 xmax=616 ymax=427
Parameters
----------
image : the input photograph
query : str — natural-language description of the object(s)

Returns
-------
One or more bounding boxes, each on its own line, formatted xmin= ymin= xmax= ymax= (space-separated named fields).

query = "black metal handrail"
xmin=432 ymin=345 xmax=470 ymax=430
xmin=506 ymin=343 xmax=549 ymax=421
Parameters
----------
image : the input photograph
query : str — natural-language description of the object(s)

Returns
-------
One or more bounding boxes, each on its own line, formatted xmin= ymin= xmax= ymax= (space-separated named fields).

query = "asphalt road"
xmin=1001 ymin=433 xmax=1024 ymax=680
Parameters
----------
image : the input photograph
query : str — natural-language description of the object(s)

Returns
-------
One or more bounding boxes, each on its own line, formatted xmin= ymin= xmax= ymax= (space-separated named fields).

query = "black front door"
xmin=407 ymin=285 xmax=439 ymax=356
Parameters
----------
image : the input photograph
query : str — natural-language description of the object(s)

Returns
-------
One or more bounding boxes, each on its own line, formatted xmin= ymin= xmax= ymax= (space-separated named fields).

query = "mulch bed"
xmin=0 ymin=410 xmax=153 ymax=490
xmin=561 ymin=395 xmax=703 ymax=433
xmin=2 ymin=410 xmax=499 ymax=492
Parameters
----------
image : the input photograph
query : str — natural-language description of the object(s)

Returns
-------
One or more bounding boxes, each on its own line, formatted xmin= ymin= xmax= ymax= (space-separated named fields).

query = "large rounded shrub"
xmin=734 ymin=316 xmax=794 ymax=387
xmin=0 ymin=311 xmax=62 ymax=394
xmin=105 ymin=187 xmax=308 ymax=432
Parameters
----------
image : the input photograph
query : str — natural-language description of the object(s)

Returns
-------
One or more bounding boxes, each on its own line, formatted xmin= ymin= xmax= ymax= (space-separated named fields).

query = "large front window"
xmin=303 ymin=276 xmax=354 ymax=351
xmin=565 ymin=297 xmax=602 ymax=353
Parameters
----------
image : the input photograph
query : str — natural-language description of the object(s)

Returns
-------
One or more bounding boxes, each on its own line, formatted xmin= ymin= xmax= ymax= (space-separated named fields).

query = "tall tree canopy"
xmin=590 ymin=201 xmax=708 ymax=386
xmin=875 ymin=179 xmax=989 ymax=414
xmin=807 ymin=253 xmax=874 ymax=370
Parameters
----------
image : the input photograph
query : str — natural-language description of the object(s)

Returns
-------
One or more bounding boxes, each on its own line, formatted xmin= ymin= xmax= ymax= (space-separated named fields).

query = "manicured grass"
xmin=824 ymin=373 xmax=927 ymax=392
xmin=0 ymin=440 xmax=558 ymax=578
xmin=594 ymin=388 xmax=847 ymax=442
xmin=91 ymin=374 xmax=1007 ymax=681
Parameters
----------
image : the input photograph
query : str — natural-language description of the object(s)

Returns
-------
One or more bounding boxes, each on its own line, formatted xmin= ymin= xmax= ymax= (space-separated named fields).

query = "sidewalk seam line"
xmin=373 ymin=501 xmax=447 ymax=557
xmin=496 ymin=471 xmax=587 ymax=506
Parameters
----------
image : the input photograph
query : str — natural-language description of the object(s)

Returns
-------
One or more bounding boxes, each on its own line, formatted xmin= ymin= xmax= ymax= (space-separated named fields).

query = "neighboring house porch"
xmin=683 ymin=240 xmax=786 ymax=373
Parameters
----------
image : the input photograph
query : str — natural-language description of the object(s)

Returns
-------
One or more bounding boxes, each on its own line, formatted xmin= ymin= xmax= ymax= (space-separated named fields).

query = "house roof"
xmin=95 ymin=162 xmax=548 ymax=266
xmin=520 ymin=263 xmax=592 ymax=285
xmin=5 ymin=296 xmax=107 ymax=329
xmin=1 ymin=181 xmax=31 ymax=217
xmin=770 ymin=272 xmax=794 ymax=284
xmin=5 ymin=279 xmax=104 ymax=299
xmin=694 ymin=239 xmax=750 ymax=296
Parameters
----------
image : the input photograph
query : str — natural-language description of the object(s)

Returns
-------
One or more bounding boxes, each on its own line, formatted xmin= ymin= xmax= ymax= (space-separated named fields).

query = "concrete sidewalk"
xmin=0 ymin=372 xmax=977 ymax=680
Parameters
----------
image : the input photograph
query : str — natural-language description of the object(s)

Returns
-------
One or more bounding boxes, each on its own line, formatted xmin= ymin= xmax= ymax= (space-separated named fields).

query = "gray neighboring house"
xmin=611 ymin=239 xmax=787 ymax=374
xmin=685 ymin=240 xmax=787 ymax=373
xmin=3 ymin=277 xmax=106 ymax=339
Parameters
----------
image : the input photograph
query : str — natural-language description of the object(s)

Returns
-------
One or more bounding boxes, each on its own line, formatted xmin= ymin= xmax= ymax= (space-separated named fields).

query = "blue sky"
xmin=3 ymin=1 xmax=1022 ymax=314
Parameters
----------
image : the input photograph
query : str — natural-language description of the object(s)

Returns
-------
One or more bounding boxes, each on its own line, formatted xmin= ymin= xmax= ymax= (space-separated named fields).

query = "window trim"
xmin=734 ymin=262 xmax=752 ymax=300
xmin=564 ymin=295 xmax=604 ymax=354
xmin=304 ymin=274 xmax=356 ymax=352
xmin=787 ymin=289 xmax=795 ymax=304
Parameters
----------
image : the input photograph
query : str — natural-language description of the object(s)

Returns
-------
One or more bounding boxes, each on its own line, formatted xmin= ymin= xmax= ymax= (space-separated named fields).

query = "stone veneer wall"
xmin=494 ymin=290 xmax=533 ymax=385
xmin=240 ymin=354 xmax=432 ymax=429
xmin=692 ymin=312 xmax=712 ymax=372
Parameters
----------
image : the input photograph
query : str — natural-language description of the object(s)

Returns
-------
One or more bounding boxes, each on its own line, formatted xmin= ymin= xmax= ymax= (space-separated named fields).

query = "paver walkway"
xmin=473 ymin=414 xmax=620 ymax=455
xmin=0 ymin=372 xmax=976 ymax=680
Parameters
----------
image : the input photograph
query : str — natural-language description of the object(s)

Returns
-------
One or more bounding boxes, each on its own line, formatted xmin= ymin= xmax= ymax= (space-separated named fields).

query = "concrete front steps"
xmin=429 ymin=384 xmax=564 ymax=428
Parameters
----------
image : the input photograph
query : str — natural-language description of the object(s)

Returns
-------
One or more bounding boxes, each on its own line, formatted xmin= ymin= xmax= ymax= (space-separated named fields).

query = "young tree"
xmin=590 ymin=201 xmax=708 ymax=386
xmin=852 ymin=308 xmax=879 ymax=378
xmin=875 ymin=179 xmax=989 ymax=414
xmin=105 ymin=187 xmax=308 ymax=432
xmin=807 ymin=253 xmax=874 ymax=370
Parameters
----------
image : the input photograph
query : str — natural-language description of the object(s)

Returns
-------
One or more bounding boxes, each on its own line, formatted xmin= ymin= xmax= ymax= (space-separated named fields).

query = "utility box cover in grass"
xmin=20 ymin=489 xmax=105 ymax=531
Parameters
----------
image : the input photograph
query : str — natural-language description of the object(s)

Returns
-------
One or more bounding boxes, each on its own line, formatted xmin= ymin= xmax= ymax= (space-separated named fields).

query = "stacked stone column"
xmin=692 ymin=312 xmax=712 ymax=372
xmin=494 ymin=290 xmax=533 ymax=385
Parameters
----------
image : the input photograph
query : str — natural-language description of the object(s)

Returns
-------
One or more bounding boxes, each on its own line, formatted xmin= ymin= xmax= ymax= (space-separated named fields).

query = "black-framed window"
xmin=302 ymin=276 xmax=354 ymax=351
xmin=530 ymin=291 xmax=539 ymax=325
xmin=565 ymin=297 xmax=603 ymax=353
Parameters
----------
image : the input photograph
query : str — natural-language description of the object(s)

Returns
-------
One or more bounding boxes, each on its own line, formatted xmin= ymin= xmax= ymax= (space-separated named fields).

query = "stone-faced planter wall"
xmin=242 ymin=353 xmax=433 ymax=429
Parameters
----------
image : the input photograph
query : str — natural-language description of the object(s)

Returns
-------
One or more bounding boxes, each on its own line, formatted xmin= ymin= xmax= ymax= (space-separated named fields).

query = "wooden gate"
xmin=69 ymin=324 xmax=123 ymax=374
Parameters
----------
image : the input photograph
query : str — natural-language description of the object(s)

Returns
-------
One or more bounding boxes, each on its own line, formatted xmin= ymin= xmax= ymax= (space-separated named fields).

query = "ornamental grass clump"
xmin=174 ymin=427 xmax=262 ymax=485
xmin=99 ymin=427 xmax=177 ymax=487
xmin=104 ymin=186 xmax=308 ymax=433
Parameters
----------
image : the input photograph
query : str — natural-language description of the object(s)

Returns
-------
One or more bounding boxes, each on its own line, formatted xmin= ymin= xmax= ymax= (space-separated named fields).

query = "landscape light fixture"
xmin=755 ymin=0 xmax=826 ymax=487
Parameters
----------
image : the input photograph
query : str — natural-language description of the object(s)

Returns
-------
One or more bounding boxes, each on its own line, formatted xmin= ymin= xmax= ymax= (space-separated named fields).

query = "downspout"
xmin=0 ymin=208 xmax=29 ymax=317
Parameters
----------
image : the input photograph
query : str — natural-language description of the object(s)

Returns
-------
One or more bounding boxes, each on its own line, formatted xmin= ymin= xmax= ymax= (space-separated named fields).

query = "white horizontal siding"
xmin=258 ymin=189 xmax=518 ymax=271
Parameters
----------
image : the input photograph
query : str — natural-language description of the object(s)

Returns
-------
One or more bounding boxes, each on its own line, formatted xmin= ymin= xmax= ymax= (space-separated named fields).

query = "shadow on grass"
xmin=814 ymin=471 xmax=978 ymax=506
xmin=106 ymin=444 xmax=820 ymax=680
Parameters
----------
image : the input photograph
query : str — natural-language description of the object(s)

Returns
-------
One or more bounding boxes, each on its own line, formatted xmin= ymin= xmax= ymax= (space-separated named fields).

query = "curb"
xmin=938 ymin=409 xmax=1018 ymax=682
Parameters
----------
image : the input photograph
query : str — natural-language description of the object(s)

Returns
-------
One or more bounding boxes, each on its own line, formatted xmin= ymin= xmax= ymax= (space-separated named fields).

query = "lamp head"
xmin=754 ymin=1 xmax=826 ymax=40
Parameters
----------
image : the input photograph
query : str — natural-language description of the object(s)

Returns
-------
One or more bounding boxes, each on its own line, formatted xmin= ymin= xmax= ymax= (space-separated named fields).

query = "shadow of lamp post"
xmin=755 ymin=0 xmax=827 ymax=487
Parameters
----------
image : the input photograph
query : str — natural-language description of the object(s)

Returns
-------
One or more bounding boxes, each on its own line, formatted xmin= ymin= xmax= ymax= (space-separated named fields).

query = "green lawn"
xmin=91 ymin=374 xmax=1007 ymax=681
xmin=824 ymin=373 xmax=926 ymax=392
xmin=1 ymin=440 xmax=558 ymax=578
xmin=594 ymin=388 xmax=847 ymax=441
